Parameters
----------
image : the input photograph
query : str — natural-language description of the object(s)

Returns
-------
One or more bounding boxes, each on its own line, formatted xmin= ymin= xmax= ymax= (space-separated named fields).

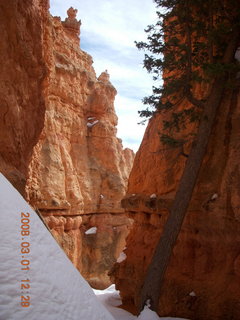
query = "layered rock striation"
xmin=0 ymin=0 xmax=49 ymax=194
xmin=0 ymin=2 xmax=134 ymax=289
xmin=26 ymin=9 xmax=134 ymax=288
xmin=112 ymin=76 xmax=240 ymax=318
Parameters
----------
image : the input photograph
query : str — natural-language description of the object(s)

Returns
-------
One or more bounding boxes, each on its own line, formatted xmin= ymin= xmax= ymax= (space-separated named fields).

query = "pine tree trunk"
xmin=138 ymin=31 xmax=239 ymax=313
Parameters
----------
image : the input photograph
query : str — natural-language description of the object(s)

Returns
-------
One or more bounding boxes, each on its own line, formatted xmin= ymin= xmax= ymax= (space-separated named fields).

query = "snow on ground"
xmin=0 ymin=173 xmax=188 ymax=320
xmin=0 ymin=173 xmax=114 ymax=320
xmin=94 ymin=285 xmax=188 ymax=320
xmin=94 ymin=285 xmax=136 ymax=320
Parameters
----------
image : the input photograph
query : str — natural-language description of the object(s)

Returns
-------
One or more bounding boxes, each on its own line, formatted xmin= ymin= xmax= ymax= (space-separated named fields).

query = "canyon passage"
xmin=0 ymin=1 xmax=240 ymax=320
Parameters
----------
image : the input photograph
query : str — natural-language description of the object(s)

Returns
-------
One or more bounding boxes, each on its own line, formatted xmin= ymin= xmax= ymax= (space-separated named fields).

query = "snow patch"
xmin=0 ymin=173 xmax=114 ymax=320
xmin=150 ymin=193 xmax=157 ymax=199
xmin=235 ymin=47 xmax=240 ymax=62
xmin=189 ymin=291 xmax=196 ymax=297
xmin=94 ymin=285 xmax=189 ymax=320
xmin=138 ymin=306 xmax=160 ymax=320
xmin=85 ymin=227 xmax=97 ymax=235
xmin=87 ymin=120 xmax=99 ymax=128
xmin=145 ymin=299 xmax=151 ymax=308
xmin=117 ymin=252 xmax=127 ymax=263
xmin=211 ymin=193 xmax=218 ymax=200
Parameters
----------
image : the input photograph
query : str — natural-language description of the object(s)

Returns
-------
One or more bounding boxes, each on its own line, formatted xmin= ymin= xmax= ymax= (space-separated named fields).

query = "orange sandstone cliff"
xmin=112 ymin=72 xmax=240 ymax=318
xmin=0 ymin=2 xmax=134 ymax=288
xmin=0 ymin=0 xmax=49 ymax=195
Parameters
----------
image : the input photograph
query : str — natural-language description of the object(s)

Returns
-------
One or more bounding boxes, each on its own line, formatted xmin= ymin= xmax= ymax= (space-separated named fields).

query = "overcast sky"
xmin=50 ymin=0 xmax=157 ymax=152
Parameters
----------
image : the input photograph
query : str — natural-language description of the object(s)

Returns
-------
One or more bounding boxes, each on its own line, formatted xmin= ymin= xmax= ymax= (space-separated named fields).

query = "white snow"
xmin=235 ymin=48 xmax=240 ymax=78
xmin=87 ymin=120 xmax=99 ymax=128
xmin=235 ymin=47 xmax=240 ymax=62
xmin=211 ymin=193 xmax=218 ymax=200
xmin=0 ymin=174 xmax=114 ymax=320
xmin=88 ymin=117 xmax=96 ymax=120
xmin=94 ymin=285 xmax=189 ymax=320
xmin=116 ymin=252 xmax=127 ymax=263
xmin=94 ymin=285 xmax=136 ymax=320
xmin=85 ymin=227 xmax=98 ymax=235
xmin=100 ymin=194 xmax=104 ymax=199
xmin=189 ymin=291 xmax=196 ymax=297
xmin=138 ymin=306 xmax=161 ymax=320
xmin=150 ymin=193 xmax=157 ymax=199
xmin=0 ymin=173 xmax=189 ymax=320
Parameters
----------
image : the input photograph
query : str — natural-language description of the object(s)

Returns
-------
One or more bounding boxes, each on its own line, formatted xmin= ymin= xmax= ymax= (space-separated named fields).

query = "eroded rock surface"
xmin=0 ymin=2 xmax=134 ymax=288
xmin=26 ymin=11 xmax=134 ymax=287
xmin=112 ymin=82 xmax=240 ymax=318
xmin=0 ymin=0 xmax=49 ymax=194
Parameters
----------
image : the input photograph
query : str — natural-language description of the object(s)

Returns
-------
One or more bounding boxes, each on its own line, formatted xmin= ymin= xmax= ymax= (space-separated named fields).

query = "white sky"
xmin=50 ymin=0 xmax=158 ymax=152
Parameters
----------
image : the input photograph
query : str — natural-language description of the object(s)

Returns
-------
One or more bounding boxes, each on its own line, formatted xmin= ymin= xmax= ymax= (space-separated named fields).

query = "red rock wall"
xmin=24 ymin=12 xmax=134 ymax=288
xmin=0 ymin=3 xmax=134 ymax=289
xmin=0 ymin=0 xmax=49 ymax=194
xmin=112 ymin=82 xmax=240 ymax=318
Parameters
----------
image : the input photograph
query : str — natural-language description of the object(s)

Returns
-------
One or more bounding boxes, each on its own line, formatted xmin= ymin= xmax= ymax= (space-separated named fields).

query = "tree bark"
xmin=138 ymin=30 xmax=239 ymax=313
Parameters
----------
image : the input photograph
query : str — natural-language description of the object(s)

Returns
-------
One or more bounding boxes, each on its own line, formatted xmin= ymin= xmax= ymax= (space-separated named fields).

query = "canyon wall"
xmin=0 ymin=0 xmax=49 ymax=195
xmin=0 ymin=3 xmax=134 ymax=289
xmin=26 ymin=9 xmax=134 ymax=289
xmin=112 ymin=81 xmax=240 ymax=317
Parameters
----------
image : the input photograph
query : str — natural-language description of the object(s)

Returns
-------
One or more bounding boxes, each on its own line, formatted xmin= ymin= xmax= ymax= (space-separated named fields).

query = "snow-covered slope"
xmin=0 ymin=173 xmax=114 ymax=320
xmin=94 ymin=285 xmax=188 ymax=320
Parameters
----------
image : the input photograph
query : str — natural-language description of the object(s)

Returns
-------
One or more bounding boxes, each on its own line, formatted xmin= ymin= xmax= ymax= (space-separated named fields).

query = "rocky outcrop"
xmin=0 ymin=0 xmax=49 ymax=195
xmin=25 ymin=13 xmax=134 ymax=214
xmin=112 ymin=81 xmax=240 ymax=317
xmin=25 ymin=9 xmax=134 ymax=288
xmin=0 ymin=3 xmax=134 ymax=288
